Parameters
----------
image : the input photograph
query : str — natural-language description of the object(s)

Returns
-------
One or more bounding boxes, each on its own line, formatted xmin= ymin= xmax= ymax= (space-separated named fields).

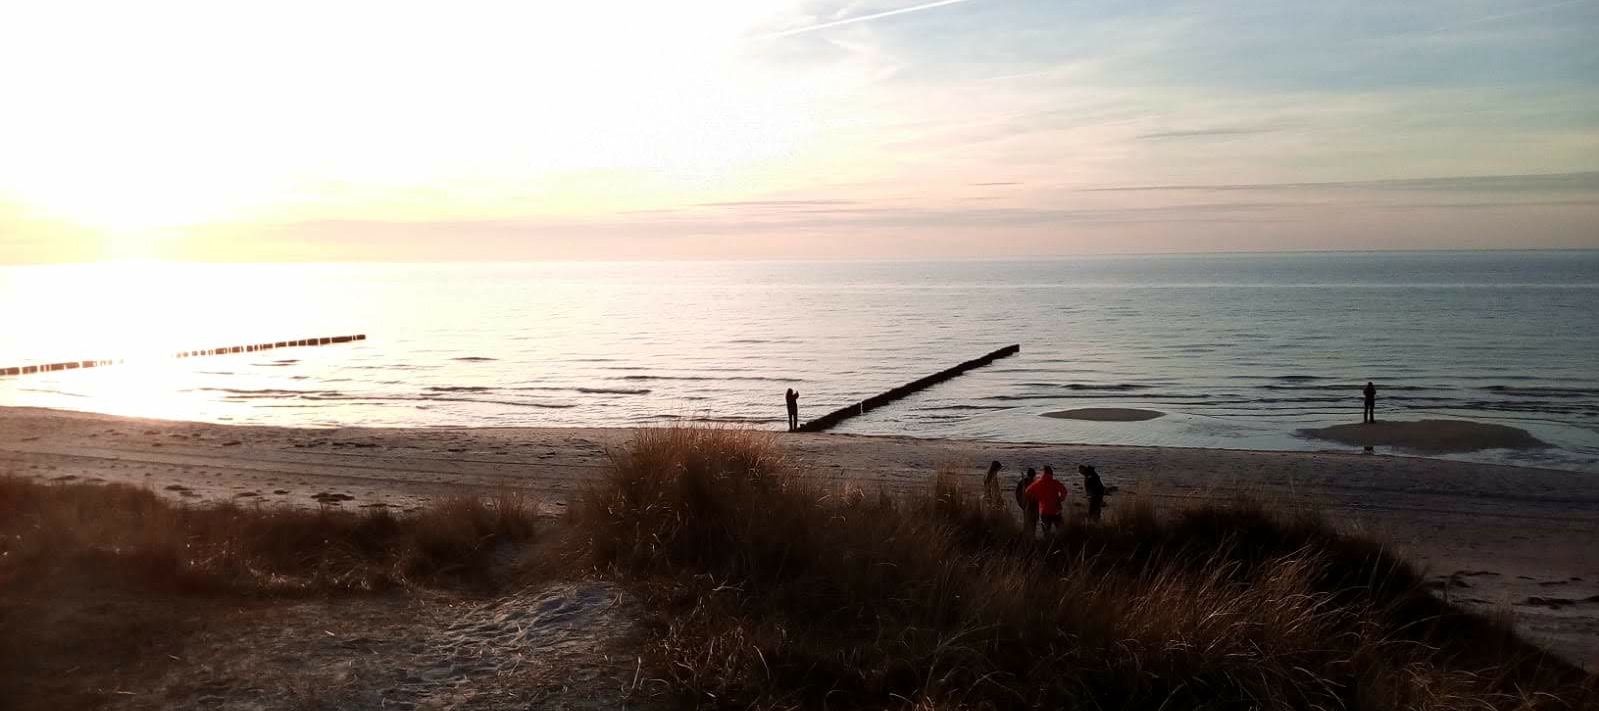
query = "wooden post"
xmin=2 ymin=334 xmax=368 ymax=377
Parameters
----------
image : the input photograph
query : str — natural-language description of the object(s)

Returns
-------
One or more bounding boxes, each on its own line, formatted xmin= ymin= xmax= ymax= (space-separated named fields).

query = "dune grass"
xmin=573 ymin=426 xmax=1594 ymax=710
xmin=0 ymin=477 xmax=540 ymax=595
xmin=0 ymin=475 xmax=542 ymax=710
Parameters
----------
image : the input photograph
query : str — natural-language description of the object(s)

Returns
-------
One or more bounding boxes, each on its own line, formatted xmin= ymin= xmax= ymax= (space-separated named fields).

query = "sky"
xmin=2 ymin=0 xmax=1597 ymax=262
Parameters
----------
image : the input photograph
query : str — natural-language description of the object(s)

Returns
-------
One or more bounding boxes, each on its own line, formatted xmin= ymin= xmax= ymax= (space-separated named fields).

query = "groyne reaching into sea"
xmin=797 ymin=344 xmax=1019 ymax=433
xmin=0 ymin=335 xmax=367 ymax=377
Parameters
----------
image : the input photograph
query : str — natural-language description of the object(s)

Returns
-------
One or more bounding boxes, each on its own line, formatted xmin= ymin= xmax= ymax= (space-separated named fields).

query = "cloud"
xmin=759 ymin=0 xmax=976 ymax=39
xmin=1077 ymin=172 xmax=1599 ymax=194
xmin=1135 ymin=127 xmax=1280 ymax=141
xmin=693 ymin=199 xmax=861 ymax=208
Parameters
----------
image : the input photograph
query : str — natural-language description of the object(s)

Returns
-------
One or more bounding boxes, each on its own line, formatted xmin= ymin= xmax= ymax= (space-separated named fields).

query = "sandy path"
xmin=4 ymin=406 xmax=1596 ymax=668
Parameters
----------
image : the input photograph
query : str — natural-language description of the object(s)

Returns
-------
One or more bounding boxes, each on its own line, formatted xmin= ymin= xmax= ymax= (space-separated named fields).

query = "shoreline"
xmin=2 ymin=404 xmax=1584 ymax=475
xmin=4 ymin=405 xmax=1597 ymax=668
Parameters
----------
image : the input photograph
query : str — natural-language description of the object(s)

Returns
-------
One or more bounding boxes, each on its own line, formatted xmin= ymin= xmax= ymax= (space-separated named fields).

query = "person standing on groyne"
xmin=785 ymin=388 xmax=800 ymax=431
xmin=1363 ymin=381 xmax=1377 ymax=424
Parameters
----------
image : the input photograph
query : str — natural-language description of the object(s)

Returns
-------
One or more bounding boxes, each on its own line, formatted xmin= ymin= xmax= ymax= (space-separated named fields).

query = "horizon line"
xmin=5 ymin=246 xmax=1597 ymax=268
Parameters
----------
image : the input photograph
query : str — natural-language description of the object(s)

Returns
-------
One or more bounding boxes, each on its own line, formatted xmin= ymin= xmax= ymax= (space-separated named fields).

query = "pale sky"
xmin=2 ymin=0 xmax=1597 ymax=262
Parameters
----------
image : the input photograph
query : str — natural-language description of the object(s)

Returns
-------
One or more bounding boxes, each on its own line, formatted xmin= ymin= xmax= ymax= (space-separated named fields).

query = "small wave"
xmin=453 ymin=356 xmax=498 ymax=362
xmin=684 ymin=416 xmax=785 ymax=424
xmin=1260 ymin=383 xmax=1430 ymax=392
xmin=194 ymin=387 xmax=338 ymax=397
xmin=418 ymin=396 xmax=576 ymax=409
xmin=19 ymin=388 xmax=86 ymax=398
xmin=575 ymin=387 xmax=651 ymax=395
xmin=1481 ymin=385 xmax=1599 ymax=398
xmin=425 ymin=386 xmax=495 ymax=393
xmin=1063 ymin=383 xmax=1150 ymax=391
xmin=616 ymin=375 xmax=787 ymax=383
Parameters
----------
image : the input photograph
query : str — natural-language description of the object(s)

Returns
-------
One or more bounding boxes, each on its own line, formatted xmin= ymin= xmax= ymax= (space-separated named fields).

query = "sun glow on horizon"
xmin=2 ymin=0 xmax=1595 ymax=262
xmin=0 ymin=0 xmax=838 ymax=249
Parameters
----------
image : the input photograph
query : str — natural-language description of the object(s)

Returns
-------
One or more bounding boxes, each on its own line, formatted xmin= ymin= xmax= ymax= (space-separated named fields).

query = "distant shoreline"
xmin=0 ymin=404 xmax=1582 ymax=474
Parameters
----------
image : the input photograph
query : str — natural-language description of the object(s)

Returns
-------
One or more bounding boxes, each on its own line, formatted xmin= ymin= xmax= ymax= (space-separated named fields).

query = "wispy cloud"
xmin=760 ymin=0 xmax=976 ymax=39
xmin=1135 ymin=127 xmax=1279 ymax=141
xmin=1079 ymin=172 xmax=1599 ymax=194
xmin=1418 ymin=0 xmax=1589 ymax=36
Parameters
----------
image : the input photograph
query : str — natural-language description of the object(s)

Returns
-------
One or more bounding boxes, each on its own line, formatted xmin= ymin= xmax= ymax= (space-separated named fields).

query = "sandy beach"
xmin=3 ymin=405 xmax=1597 ymax=669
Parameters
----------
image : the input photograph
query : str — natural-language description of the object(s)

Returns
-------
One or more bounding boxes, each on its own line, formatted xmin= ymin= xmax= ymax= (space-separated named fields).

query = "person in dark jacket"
xmin=1014 ymin=467 xmax=1038 ymax=538
xmin=785 ymin=388 xmax=800 ymax=431
xmin=1362 ymin=381 xmax=1377 ymax=424
xmin=1079 ymin=464 xmax=1109 ymax=520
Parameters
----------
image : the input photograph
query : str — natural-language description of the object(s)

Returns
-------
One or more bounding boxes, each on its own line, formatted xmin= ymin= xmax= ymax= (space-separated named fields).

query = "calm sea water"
xmin=3 ymin=252 xmax=1597 ymax=471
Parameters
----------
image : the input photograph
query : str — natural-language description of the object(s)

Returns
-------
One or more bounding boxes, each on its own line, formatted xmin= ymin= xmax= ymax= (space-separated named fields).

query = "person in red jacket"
xmin=1024 ymin=465 xmax=1069 ymax=535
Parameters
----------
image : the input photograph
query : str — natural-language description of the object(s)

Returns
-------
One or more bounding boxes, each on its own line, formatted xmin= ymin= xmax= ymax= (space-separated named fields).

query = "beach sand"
xmin=3 ymin=405 xmax=1596 ymax=669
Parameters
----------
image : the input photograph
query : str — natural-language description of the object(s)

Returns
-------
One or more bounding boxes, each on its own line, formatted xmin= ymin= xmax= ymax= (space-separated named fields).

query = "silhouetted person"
xmin=785 ymin=388 xmax=800 ymax=431
xmin=1015 ymin=467 xmax=1038 ymax=538
xmin=1025 ymin=465 xmax=1069 ymax=536
xmin=1079 ymin=464 xmax=1108 ymax=521
xmin=984 ymin=460 xmax=1003 ymax=488
xmin=1363 ymin=381 xmax=1377 ymax=424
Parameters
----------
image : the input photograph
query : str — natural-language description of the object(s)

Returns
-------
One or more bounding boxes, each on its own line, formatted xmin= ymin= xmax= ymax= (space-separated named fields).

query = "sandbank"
xmin=1043 ymin=408 xmax=1165 ymax=422
xmin=1298 ymin=419 xmax=1551 ymax=454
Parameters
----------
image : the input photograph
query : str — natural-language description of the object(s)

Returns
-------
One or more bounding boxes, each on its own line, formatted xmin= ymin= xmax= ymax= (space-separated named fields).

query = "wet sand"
xmin=1299 ymin=419 xmax=1551 ymax=454
xmin=1043 ymin=408 xmax=1166 ymax=422
xmin=3 ymin=405 xmax=1596 ymax=669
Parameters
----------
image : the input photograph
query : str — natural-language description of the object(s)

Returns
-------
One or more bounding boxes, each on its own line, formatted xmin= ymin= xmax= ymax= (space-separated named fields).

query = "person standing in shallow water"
xmin=785 ymin=388 xmax=800 ymax=431
xmin=1363 ymin=381 xmax=1377 ymax=424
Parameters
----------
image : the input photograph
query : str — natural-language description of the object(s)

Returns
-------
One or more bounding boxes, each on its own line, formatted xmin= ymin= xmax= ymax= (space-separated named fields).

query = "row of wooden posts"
xmin=0 ymin=335 xmax=367 ymax=377
xmin=797 ymin=344 xmax=1020 ymax=433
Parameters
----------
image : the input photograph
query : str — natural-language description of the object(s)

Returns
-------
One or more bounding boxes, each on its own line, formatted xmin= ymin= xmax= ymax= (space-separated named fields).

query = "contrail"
xmin=1418 ymin=0 xmax=1587 ymax=36
xmin=760 ymin=0 xmax=976 ymax=39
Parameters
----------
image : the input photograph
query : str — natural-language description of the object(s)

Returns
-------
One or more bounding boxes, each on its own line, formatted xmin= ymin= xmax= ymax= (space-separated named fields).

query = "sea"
xmin=2 ymin=251 xmax=1596 ymax=471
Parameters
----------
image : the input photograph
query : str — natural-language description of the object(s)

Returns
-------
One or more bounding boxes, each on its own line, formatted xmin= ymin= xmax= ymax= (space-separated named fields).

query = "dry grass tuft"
xmin=0 ymin=476 xmax=540 ymax=595
xmin=575 ymin=425 xmax=1595 ymax=710
xmin=0 ymin=475 xmax=543 ymax=710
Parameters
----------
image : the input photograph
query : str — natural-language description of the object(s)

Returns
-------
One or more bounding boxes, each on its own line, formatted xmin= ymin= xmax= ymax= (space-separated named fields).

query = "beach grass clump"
xmin=0 ymin=476 xmax=541 ymax=595
xmin=0 ymin=475 xmax=544 ymax=710
xmin=575 ymin=425 xmax=1594 ymax=710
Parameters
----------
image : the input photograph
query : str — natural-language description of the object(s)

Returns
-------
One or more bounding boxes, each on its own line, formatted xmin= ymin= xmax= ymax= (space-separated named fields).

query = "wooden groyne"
xmin=797 ymin=344 xmax=1020 ymax=433
xmin=0 ymin=335 xmax=367 ymax=377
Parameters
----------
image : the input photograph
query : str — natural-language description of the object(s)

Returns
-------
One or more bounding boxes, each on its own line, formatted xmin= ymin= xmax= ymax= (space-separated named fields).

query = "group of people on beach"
xmin=984 ymin=460 xmax=1115 ymax=537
